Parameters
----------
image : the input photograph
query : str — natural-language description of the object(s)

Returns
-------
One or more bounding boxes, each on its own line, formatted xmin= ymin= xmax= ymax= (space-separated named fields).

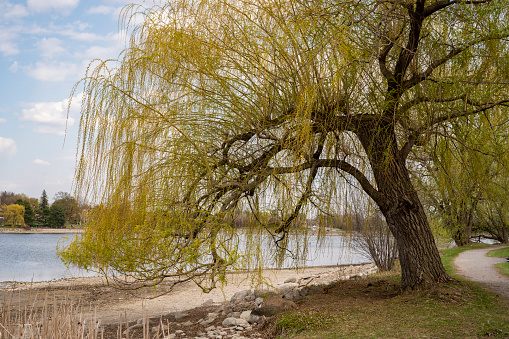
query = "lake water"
xmin=0 ymin=233 xmax=368 ymax=283
xmin=0 ymin=233 xmax=96 ymax=283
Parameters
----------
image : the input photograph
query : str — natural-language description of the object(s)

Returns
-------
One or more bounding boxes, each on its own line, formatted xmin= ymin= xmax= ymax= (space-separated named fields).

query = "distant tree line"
xmin=0 ymin=190 xmax=89 ymax=228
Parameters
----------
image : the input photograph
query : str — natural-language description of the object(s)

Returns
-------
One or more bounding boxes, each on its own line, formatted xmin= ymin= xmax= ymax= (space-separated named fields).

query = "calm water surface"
xmin=0 ymin=233 xmax=95 ymax=282
xmin=0 ymin=233 xmax=367 ymax=282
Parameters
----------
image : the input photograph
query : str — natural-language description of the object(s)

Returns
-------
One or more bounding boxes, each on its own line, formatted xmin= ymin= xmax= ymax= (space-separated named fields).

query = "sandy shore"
xmin=0 ymin=264 xmax=369 ymax=325
xmin=0 ymin=227 xmax=84 ymax=234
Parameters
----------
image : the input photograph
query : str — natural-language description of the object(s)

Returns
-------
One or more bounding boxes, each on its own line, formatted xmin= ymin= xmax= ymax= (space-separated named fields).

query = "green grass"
xmin=271 ymin=243 xmax=509 ymax=339
xmin=439 ymin=242 xmax=489 ymax=278
xmin=486 ymin=246 xmax=509 ymax=258
xmin=487 ymin=246 xmax=509 ymax=277
xmin=495 ymin=263 xmax=509 ymax=277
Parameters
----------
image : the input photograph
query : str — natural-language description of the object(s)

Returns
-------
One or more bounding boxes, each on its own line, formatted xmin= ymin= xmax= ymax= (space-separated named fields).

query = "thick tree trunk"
xmin=358 ymin=123 xmax=451 ymax=290
xmin=382 ymin=192 xmax=451 ymax=289
xmin=452 ymin=207 xmax=475 ymax=247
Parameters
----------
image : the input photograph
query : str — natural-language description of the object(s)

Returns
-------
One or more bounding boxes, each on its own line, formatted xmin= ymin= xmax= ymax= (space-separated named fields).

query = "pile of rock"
xmin=127 ymin=263 xmax=378 ymax=339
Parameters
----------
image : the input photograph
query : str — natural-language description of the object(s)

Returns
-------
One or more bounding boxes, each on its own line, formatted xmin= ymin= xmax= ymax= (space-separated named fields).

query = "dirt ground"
xmin=0 ymin=266 xmax=343 ymax=326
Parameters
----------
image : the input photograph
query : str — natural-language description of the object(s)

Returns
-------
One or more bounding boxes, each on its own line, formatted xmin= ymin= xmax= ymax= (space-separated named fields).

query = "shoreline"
xmin=0 ymin=227 xmax=84 ymax=234
xmin=0 ymin=262 xmax=373 ymax=288
xmin=0 ymin=263 xmax=377 ymax=325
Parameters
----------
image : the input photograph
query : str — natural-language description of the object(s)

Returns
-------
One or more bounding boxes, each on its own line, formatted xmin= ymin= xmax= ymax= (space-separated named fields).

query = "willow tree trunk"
xmin=359 ymin=122 xmax=451 ymax=290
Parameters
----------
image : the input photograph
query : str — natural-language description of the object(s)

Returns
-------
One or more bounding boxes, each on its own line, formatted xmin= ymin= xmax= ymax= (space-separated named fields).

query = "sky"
xmin=0 ymin=0 xmax=156 ymax=202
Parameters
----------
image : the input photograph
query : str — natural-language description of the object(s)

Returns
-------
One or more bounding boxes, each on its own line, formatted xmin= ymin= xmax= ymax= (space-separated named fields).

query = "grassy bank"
xmin=487 ymin=246 xmax=509 ymax=277
xmin=269 ymin=244 xmax=509 ymax=338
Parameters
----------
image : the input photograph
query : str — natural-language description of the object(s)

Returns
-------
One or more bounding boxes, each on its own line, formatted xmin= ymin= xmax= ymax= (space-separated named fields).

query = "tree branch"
xmin=269 ymin=158 xmax=382 ymax=206
xmin=402 ymin=33 xmax=509 ymax=90
xmin=393 ymin=0 xmax=425 ymax=85
xmin=423 ymin=0 xmax=492 ymax=18
xmin=400 ymin=99 xmax=509 ymax=160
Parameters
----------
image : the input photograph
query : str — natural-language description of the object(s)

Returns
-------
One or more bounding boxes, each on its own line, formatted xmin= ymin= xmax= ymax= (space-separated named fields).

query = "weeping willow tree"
xmin=416 ymin=110 xmax=509 ymax=246
xmin=60 ymin=0 xmax=509 ymax=290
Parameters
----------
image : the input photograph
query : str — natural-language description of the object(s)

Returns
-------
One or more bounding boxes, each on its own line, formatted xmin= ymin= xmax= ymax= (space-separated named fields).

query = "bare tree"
xmin=354 ymin=211 xmax=398 ymax=272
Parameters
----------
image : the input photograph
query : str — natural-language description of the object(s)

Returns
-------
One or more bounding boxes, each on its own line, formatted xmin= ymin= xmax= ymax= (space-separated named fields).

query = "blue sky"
xmin=0 ymin=0 xmax=154 ymax=202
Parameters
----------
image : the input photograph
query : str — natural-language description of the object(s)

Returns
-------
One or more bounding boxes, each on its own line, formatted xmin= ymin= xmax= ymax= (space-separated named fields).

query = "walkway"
xmin=454 ymin=245 xmax=509 ymax=299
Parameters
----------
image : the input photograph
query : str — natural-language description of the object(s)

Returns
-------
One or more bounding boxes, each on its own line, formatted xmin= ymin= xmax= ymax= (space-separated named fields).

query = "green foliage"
xmin=40 ymin=190 xmax=48 ymax=210
xmin=52 ymin=192 xmax=80 ymax=223
xmin=415 ymin=112 xmax=509 ymax=245
xmin=15 ymin=199 xmax=35 ymax=226
xmin=64 ymin=0 xmax=509 ymax=289
xmin=36 ymin=206 xmax=50 ymax=227
xmin=49 ymin=205 xmax=66 ymax=228
xmin=0 ymin=204 xmax=25 ymax=226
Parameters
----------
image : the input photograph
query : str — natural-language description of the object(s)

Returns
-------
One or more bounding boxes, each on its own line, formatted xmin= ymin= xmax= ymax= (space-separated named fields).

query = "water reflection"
xmin=0 ymin=232 xmax=367 ymax=282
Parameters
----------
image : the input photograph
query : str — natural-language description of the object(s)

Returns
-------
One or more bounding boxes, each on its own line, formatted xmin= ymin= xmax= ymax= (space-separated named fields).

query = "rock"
xmin=168 ymin=311 xmax=189 ymax=320
xmin=240 ymin=310 xmax=251 ymax=321
xmin=263 ymin=294 xmax=298 ymax=311
xmin=255 ymin=297 xmax=264 ymax=306
xmin=222 ymin=317 xmax=249 ymax=327
xmin=231 ymin=301 xmax=257 ymax=312
xmin=124 ymin=323 xmax=144 ymax=335
xmin=151 ymin=324 xmax=169 ymax=333
xmin=284 ymin=276 xmax=297 ymax=283
xmin=299 ymin=287 xmax=310 ymax=297
xmin=198 ymin=318 xmax=214 ymax=326
xmin=206 ymin=312 xmax=218 ymax=320
xmin=181 ymin=320 xmax=194 ymax=326
xmin=277 ymin=282 xmax=300 ymax=300
xmin=230 ymin=290 xmax=250 ymax=304
xmin=251 ymin=305 xmax=285 ymax=317
xmin=244 ymin=293 xmax=255 ymax=302
xmin=201 ymin=299 xmax=214 ymax=306
xmin=248 ymin=313 xmax=261 ymax=324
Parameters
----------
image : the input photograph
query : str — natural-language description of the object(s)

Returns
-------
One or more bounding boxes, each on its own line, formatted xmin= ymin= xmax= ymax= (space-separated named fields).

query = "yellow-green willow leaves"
xmin=61 ymin=0 xmax=509 ymax=290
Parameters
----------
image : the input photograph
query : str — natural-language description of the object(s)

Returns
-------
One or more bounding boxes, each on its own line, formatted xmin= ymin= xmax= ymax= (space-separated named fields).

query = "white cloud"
xmin=61 ymin=29 xmax=120 ymax=43
xmin=9 ymin=61 xmax=18 ymax=73
xmin=1 ymin=3 xmax=29 ymax=19
xmin=0 ymin=118 xmax=6 ymax=123
xmin=20 ymin=94 xmax=81 ymax=136
xmin=0 ymin=137 xmax=17 ymax=161
xmin=33 ymin=158 xmax=51 ymax=166
xmin=81 ymin=45 xmax=119 ymax=61
xmin=37 ymin=37 xmax=67 ymax=58
xmin=27 ymin=61 xmax=78 ymax=81
xmin=27 ymin=0 xmax=79 ymax=14
xmin=87 ymin=5 xmax=116 ymax=15
xmin=0 ymin=30 xmax=20 ymax=56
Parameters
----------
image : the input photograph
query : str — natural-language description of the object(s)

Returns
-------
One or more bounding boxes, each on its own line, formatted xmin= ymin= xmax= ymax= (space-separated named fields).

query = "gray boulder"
xmin=277 ymin=282 xmax=300 ymax=300
xmin=222 ymin=317 xmax=249 ymax=327
xmin=230 ymin=290 xmax=250 ymax=304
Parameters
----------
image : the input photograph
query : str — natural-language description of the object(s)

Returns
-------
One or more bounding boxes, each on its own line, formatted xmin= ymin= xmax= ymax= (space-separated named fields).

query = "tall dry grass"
xmin=0 ymin=288 xmax=102 ymax=339
xmin=0 ymin=288 xmax=168 ymax=339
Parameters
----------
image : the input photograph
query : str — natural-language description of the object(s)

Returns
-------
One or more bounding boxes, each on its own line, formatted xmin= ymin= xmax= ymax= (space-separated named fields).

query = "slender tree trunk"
xmin=358 ymin=122 xmax=451 ymax=289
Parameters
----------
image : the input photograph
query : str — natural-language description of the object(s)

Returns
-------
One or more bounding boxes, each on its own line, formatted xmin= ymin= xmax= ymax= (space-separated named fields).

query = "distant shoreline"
xmin=0 ymin=227 xmax=84 ymax=234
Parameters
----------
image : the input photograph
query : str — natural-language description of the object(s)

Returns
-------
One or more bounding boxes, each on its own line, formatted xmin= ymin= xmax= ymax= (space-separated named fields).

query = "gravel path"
xmin=454 ymin=245 xmax=509 ymax=299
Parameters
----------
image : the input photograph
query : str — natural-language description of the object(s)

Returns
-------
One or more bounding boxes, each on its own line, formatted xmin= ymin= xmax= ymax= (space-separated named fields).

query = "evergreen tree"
xmin=40 ymin=190 xmax=49 ymax=209
xmin=49 ymin=205 xmax=66 ymax=228
xmin=15 ymin=199 xmax=35 ymax=226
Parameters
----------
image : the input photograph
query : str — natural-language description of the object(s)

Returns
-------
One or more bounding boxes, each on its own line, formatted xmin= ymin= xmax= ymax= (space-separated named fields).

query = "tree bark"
xmin=358 ymin=122 xmax=451 ymax=290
